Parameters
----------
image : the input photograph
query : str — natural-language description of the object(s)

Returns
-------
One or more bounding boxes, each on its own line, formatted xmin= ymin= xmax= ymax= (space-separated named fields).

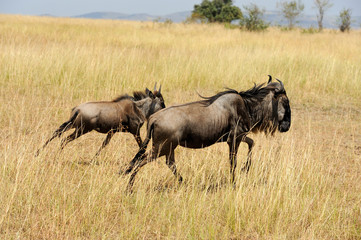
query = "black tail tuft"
xmin=56 ymin=110 xmax=79 ymax=137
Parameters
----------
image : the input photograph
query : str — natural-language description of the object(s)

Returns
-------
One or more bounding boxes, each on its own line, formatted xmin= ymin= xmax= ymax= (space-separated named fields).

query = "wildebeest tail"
xmin=56 ymin=110 xmax=79 ymax=136
xmin=35 ymin=109 xmax=80 ymax=157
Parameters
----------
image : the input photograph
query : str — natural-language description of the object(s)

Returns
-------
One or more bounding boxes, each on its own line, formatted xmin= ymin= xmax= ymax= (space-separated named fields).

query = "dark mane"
xmin=132 ymin=91 xmax=147 ymax=101
xmin=239 ymin=83 xmax=269 ymax=101
xmin=112 ymin=94 xmax=134 ymax=102
xmin=199 ymin=82 xmax=274 ymax=106
xmin=199 ymin=81 xmax=280 ymax=108
xmin=112 ymin=91 xmax=148 ymax=102
xmin=199 ymin=89 xmax=239 ymax=106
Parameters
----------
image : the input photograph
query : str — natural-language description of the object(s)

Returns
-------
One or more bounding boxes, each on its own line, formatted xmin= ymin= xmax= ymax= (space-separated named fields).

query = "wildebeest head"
xmin=152 ymin=83 xmax=166 ymax=108
xmin=266 ymin=76 xmax=291 ymax=133
xmin=144 ymin=83 xmax=166 ymax=115
xmin=246 ymin=75 xmax=291 ymax=135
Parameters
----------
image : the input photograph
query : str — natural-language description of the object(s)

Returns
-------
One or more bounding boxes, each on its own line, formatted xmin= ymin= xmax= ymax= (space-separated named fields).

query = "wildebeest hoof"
xmin=119 ymin=168 xmax=132 ymax=176
xmin=77 ymin=160 xmax=91 ymax=165
xmin=34 ymin=152 xmax=39 ymax=157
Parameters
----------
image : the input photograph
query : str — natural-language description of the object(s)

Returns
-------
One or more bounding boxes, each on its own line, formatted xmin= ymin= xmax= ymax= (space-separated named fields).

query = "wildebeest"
xmin=122 ymin=76 xmax=291 ymax=190
xmin=35 ymin=86 xmax=165 ymax=160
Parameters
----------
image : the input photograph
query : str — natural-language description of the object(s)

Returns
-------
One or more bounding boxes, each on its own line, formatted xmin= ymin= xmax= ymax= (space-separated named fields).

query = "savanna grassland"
xmin=0 ymin=14 xmax=360 ymax=239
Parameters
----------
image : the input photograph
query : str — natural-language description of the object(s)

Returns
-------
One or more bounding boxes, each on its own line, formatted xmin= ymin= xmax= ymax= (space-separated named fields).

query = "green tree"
xmin=192 ymin=0 xmax=242 ymax=23
xmin=240 ymin=3 xmax=269 ymax=31
xmin=277 ymin=0 xmax=305 ymax=29
xmin=338 ymin=8 xmax=352 ymax=32
xmin=313 ymin=0 xmax=333 ymax=31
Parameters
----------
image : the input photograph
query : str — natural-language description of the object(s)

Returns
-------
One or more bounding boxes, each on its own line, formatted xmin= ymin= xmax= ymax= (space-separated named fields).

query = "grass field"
xmin=0 ymin=14 xmax=360 ymax=239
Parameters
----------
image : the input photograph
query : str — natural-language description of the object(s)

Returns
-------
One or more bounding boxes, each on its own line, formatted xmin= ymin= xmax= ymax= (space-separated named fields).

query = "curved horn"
xmin=158 ymin=84 xmax=162 ymax=93
xmin=153 ymin=82 xmax=157 ymax=92
xmin=276 ymin=78 xmax=285 ymax=92
xmin=267 ymin=75 xmax=272 ymax=84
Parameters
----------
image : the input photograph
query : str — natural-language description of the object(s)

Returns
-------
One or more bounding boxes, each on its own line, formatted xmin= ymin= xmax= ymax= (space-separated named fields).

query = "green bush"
xmin=338 ymin=8 xmax=352 ymax=32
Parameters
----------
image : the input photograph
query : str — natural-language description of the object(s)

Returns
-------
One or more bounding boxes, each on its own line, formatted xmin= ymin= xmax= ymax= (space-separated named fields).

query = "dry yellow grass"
xmin=0 ymin=14 xmax=360 ymax=239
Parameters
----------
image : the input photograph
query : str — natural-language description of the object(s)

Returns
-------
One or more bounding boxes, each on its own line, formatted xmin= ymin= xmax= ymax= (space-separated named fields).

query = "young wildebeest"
xmin=35 ymin=86 xmax=165 ymax=160
xmin=122 ymin=76 xmax=291 ymax=190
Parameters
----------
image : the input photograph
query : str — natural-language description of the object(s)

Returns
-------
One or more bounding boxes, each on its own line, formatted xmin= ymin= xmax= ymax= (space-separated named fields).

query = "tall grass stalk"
xmin=0 ymin=15 xmax=360 ymax=239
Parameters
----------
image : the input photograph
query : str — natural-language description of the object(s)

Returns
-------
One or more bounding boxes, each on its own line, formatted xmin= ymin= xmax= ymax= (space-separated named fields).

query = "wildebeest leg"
xmin=133 ymin=130 xmax=143 ymax=148
xmin=127 ymin=143 xmax=168 ymax=192
xmin=126 ymin=150 xmax=156 ymax=192
xmin=91 ymin=130 xmax=116 ymax=161
xmin=241 ymin=137 xmax=254 ymax=173
xmin=227 ymin=140 xmax=241 ymax=184
xmin=166 ymin=148 xmax=183 ymax=183
xmin=121 ymin=131 xmax=146 ymax=174
xmin=35 ymin=121 xmax=73 ymax=156
xmin=122 ymin=152 xmax=148 ymax=175
xmin=60 ymin=128 xmax=89 ymax=150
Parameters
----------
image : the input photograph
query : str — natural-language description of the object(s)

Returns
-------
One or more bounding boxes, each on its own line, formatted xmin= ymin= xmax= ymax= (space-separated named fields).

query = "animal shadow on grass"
xmin=131 ymin=174 xmax=233 ymax=194
xmin=77 ymin=156 xmax=123 ymax=166
xmin=77 ymin=159 xmax=99 ymax=166
xmin=201 ymin=181 xmax=228 ymax=193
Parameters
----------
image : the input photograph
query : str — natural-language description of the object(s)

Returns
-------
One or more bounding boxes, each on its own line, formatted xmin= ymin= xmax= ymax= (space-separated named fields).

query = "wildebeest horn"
xmin=158 ymin=84 xmax=162 ymax=93
xmin=154 ymin=83 xmax=157 ymax=92
xmin=268 ymin=75 xmax=272 ymax=84
xmin=276 ymin=78 xmax=285 ymax=92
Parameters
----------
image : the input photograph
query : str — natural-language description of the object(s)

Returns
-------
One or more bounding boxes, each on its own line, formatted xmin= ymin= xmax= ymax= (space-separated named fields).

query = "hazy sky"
xmin=0 ymin=0 xmax=360 ymax=17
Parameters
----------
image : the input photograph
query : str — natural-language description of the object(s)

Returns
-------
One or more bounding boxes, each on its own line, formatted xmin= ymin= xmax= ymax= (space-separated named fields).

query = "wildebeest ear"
xmin=146 ymin=88 xmax=155 ymax=98
xmin=267 ymin=75 xmax=272 ymax=84
xmin=158 ymin=84 xmax=162 ymax=94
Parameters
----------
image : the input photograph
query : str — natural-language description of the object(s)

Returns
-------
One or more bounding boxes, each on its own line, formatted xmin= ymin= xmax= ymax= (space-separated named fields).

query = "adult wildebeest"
xmin=122 ymin=76 xmax=291 ymax=190
xmin=35 ymin=86 xmax=165 ymax=160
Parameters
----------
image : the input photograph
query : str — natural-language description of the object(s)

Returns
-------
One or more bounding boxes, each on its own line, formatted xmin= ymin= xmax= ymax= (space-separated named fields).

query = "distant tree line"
xmin=190 ymin=0 xmax=353 ymax=32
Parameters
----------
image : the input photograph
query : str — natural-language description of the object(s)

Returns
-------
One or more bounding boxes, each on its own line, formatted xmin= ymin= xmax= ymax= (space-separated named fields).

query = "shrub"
xmin=337 ymin=8 xmax=352 ymax=32
xmin=240 ymin=3 xmax=269 ymax=31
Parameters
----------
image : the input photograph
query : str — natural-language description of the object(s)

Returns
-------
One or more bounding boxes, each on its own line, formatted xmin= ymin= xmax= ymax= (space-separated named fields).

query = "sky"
xmin=0 ymin=0 xmax=360 ymax=17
